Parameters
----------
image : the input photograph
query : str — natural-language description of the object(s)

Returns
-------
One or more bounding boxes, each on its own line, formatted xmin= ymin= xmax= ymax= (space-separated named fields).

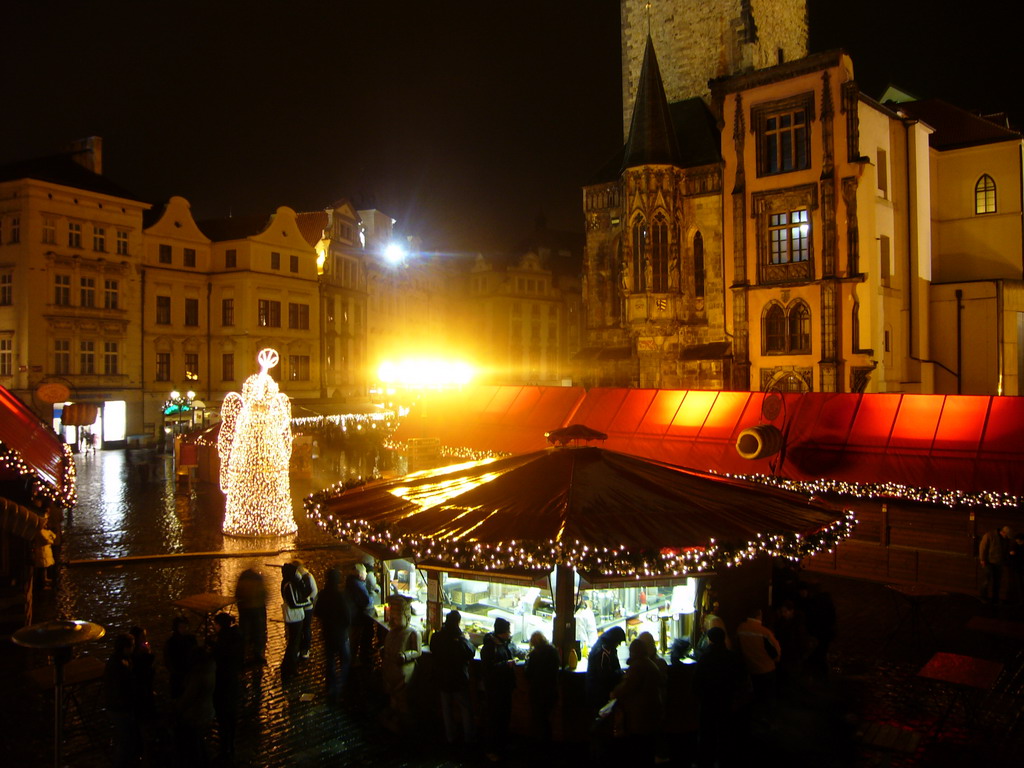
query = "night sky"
xmin=2 ymin=0 xmax=1018 ymax=254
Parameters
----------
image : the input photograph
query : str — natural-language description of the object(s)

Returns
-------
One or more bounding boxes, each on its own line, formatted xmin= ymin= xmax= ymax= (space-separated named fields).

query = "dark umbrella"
xmin=306 ymin=445 xmax=854 ymax=579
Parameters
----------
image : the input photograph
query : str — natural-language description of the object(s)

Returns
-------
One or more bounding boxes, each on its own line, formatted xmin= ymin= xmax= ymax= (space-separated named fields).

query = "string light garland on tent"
xmin=0 ymin=441 xmax=77 ymax=508
xmin=303 ymin=486 xmax=857 ymax=578
xmin=719 ymin=472 xmax=1022 ymax=510
xmin=218 ymin=348 xmax=297 ymax=537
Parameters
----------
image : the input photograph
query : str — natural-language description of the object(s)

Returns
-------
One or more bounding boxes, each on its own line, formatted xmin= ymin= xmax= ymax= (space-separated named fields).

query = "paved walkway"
xmin=2 ymin=449 xmax=1022 ymax=766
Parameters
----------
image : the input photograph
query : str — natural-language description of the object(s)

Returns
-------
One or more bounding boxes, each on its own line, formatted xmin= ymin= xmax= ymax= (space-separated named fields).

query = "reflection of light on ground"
xmin=99 ymin=450 xmax=126 ymax=536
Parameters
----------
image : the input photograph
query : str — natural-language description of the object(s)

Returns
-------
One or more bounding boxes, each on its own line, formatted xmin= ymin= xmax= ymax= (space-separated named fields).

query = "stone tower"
xmin=620 ymin=0 xmax=808 ymax=137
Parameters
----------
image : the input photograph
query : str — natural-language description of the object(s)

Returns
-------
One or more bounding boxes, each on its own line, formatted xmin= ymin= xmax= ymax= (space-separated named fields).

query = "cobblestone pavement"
xmin=2 ymin=449 xmax=1022 ymax=767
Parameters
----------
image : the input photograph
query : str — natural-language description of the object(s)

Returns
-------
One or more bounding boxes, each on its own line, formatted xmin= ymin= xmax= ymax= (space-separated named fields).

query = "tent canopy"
xmin=308 ymin=445 xmax=853 ymax=579
xmin=0 ymin=385 xmax=74 ymax=507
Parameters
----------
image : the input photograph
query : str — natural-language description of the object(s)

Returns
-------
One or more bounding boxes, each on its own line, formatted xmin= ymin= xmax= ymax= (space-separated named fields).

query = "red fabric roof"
xmin=0 ymin=385 xmax=70 ymax=501
xmin=392 ymin=387 xmax=1024 ymax=496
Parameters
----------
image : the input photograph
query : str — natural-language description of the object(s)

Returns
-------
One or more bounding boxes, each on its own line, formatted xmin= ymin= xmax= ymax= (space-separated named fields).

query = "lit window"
xmin=769 ymin=209 xmax=810 ymax=264
xmin=258 ymin=299 xmax=281 ymax=327
xmin=975 ymin=174 xmax=996 ymax=214
xmin=68 ymin=222 xmax=82 ymax=248
xmin=93 ymin=226 xmax=106 ymax=252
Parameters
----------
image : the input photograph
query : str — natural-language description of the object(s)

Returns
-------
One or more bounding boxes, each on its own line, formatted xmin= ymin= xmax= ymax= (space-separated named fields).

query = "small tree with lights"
xmin=218 ymin=348 xmax=297 ymax=536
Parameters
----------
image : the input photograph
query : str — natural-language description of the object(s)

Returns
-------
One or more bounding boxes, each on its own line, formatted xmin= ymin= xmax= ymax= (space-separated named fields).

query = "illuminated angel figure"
xmin=218 ymin=348 xmax=297 ymax=536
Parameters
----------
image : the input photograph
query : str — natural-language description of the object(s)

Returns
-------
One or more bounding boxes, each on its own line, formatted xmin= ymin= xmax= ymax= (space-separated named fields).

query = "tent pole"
xmin=553 ymin=564 xmax=576 ymax=667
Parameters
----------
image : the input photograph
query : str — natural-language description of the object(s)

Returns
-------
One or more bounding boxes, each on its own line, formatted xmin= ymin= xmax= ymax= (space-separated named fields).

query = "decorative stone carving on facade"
xmin=840 ymin=176 xmax=860 ymax=275
xmin=850 ymin=365 xmax=874 ymax=393
xmin=840 ymin=81 xmax=860 ymax=163
xmin=760 ymin=365 xmax=813 ymax=392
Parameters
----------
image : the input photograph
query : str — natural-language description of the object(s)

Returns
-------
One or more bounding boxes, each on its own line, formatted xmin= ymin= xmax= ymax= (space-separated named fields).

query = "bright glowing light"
xmin=383 ymin=242 xmax=406 ymax=264
xmin=377 ymin=358 xmax=475 ymax=389
xmin=218 ymin=348 xmax=297 ymax=537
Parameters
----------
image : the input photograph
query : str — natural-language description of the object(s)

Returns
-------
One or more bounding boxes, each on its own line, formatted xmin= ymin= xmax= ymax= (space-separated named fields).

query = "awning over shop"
xmin=392 ymin=385 xmax=586 ymax=456
xmin=388 ymin=385 xmax=1024 ymax=497
xmin=0 ymin=498 xmax=46 ymax=540
xmin=0 ymin=384 xmax=74 ymax=507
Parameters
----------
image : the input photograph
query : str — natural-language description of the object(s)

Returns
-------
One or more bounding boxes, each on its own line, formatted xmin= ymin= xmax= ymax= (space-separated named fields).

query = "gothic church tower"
xmin=620 ymin=0 xmax=808 ymax=138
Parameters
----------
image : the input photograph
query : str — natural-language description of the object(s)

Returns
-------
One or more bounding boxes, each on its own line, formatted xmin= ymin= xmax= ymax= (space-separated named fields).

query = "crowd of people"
xmin=100 ymin=557 xmax=840 ymax=767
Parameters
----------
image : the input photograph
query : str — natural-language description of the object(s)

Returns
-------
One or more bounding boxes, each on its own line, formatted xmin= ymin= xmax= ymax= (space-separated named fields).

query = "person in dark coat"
xmin=345 ymin=562 xmax=374 ymax=667
xmin=524 ymin=630 xmax=560 ymax=744
xmin=105 ymin=633 xmax=142 ymax=768
xmin=611 ymin=638 xmax=666 ymax=765
xmin=173 ymin=645 xmax=216 ymax=766
xmin=480 ymin=617 xmax=523 ymax=760
xmin=281 ymin=562 xmax=312 ymax=677
xmin=164 ymin=616 xmax=198 ymax=700
xmin=692 ymin=626 xmax=745 ymax=768
xmin=129 ymin=625 xmax=156 ymax=719
xmin=314 ymin=567 xmax=352 ymax=701
xmin=294 ymin=560 xmax=318 ymax=660
xmin=211 ymin=612 xmax=244 ymax=759
xmin=429 ymin=610 xmax=477 ymax=747
xmin=586 ymin=625 xmax=626 ymax=712
xmin=234 ymin=568 xmax=268 ymax=665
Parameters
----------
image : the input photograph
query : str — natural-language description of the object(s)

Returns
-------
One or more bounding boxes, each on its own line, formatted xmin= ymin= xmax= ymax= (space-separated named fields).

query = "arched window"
xmin=975 ymin=174 xmax=996 ymax=214
xmin=788 ymin=302 xmax=811 ymax=353
xmin=650 ymin=214 xmax=669 ymax=292
xmin=631 ymin=216 xmax=648 ymax=293
xmin=764 ymin=304 xmax=786 ymax=354
xmin=693 ymin=231 xmax=705 ymax=298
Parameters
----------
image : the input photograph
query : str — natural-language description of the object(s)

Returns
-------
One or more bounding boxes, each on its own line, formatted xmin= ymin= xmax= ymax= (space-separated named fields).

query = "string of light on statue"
xmin=219 ymin=348 xmax=297 ymax=537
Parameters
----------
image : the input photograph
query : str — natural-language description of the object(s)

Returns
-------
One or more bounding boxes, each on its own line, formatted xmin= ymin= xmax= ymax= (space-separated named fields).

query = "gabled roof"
xmin=0 ymin=152 xmax=144 ymax=202
xmin=197 ymin=213 xmax=272 ymax=242
xmin=621 ymin=36 xmax=681 ymax=171
xmin=897 ymin=99 xmax=1021 ymax=150
xmin=295 ymin=211 xmax=329 ymax=247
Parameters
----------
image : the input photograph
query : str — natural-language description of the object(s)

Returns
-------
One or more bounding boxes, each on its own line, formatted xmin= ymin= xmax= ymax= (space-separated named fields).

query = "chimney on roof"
xmin=67 ymin=136 xmax=103 ymax=175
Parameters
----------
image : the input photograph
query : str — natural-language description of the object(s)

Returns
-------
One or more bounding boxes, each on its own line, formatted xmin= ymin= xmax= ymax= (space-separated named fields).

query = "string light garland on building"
xmin=0 ymin=441 xmax=77 ymax=509
xmin=303 ymin=486 xmax=857 ymax=578
xmin=218 ymin=348 xmax=297 ymax=537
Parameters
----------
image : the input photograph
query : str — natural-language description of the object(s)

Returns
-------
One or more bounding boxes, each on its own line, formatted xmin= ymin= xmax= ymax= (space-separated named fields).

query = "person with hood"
xmin=314 ymin=567 xmax=352 ymax=701
xmin=480 ymin=617 xmax=523 ymax=760
xmin=281 ymin=561 xmax=312 ymax=676
xmin=429 ymin=610 xmax=477 ymax=748
xmin=586 ymin=625 xmax=626 ymax=712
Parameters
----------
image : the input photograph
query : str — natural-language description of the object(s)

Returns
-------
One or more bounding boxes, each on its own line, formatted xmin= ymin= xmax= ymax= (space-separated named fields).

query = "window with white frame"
xmin=753 ymin=93 xmax=813 ymax=176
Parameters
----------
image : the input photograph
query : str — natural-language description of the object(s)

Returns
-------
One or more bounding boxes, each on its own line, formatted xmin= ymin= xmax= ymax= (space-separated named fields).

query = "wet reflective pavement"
xmin=2 ymin=448 xmax=1023 ymax=767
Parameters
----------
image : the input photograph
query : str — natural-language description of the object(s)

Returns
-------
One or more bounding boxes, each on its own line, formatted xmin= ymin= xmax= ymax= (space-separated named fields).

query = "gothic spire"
xmin=621 ymin=35 xmax=681 ymax=171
